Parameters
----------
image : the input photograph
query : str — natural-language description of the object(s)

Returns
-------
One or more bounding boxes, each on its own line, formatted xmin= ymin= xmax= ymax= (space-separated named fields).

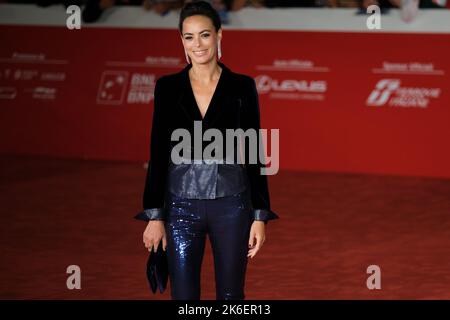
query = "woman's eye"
xmin=202 ymin=34 xmax=210 ymax=38
xmin=185 ymin=36 xmax=192 ymax=40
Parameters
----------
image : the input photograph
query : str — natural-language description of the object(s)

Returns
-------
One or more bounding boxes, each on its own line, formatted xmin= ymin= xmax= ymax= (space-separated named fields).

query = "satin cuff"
xmin=134 ymin=208 xmax=165 ymax=221
xmin=134 ymin=208 xmax=279 ymax=223
xmin=251 ymin=209 xmax=279 ymax=225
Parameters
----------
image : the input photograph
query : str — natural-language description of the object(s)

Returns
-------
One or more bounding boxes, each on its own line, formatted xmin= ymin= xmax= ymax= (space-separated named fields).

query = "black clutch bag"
xmin=146 ymin=241 xmax=169 ymax=294
xmin=134 ymin=211 xmax=169 ymax=294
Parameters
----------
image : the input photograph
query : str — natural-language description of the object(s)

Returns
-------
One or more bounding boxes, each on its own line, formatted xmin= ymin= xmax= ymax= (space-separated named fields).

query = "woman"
xmin=135 ymin=0 xmax=279 ymax=300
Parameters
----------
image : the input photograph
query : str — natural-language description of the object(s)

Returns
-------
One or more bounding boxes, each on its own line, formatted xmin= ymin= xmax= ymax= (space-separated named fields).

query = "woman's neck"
xmin=189 ymin=61 xmax=222 ymax=84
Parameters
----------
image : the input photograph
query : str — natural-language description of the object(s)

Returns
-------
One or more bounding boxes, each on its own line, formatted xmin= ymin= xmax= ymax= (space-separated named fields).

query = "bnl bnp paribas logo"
xmin=366 ymin=79 xmax=440 ymax=108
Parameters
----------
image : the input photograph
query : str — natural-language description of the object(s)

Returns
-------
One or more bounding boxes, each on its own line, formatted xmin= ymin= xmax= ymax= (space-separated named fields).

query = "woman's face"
xmin=181 ymin=15 xmax=222 ymax=65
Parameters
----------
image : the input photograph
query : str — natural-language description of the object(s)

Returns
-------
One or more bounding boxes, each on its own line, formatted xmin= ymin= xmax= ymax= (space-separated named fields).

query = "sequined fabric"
xmin=164 ymin=190 xmax=252 ymax=300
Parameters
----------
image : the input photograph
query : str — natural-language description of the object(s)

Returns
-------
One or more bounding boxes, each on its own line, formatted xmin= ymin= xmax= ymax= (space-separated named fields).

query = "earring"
xmin=184 ymin=49 xmax=191 ymax=64
xmin=217 ymin=41 xmax=222 ymax=60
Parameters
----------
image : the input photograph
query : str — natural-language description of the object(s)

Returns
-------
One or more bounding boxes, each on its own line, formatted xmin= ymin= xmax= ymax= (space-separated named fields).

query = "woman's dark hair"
xmin=179 ymin=1 xmax=222 ymax=34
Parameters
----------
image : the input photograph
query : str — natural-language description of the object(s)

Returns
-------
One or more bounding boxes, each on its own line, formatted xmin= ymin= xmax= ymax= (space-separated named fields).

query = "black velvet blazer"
xmin=135 ymin=61 xmax=279 ymax=223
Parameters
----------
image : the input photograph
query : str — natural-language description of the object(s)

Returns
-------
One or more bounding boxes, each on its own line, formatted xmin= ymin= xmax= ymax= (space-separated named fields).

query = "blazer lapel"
xmin=177 ymin=63 xmax=202 ymax=122
xmin=177 ymin=61 xmax=230 ymax=128
xmin=203 ymin=61 xmax=230 ymax=128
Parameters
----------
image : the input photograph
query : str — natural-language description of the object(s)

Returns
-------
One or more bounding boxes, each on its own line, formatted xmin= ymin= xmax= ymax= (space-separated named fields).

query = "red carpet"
xmin=1 ymin=155 xmax=449 ymax=299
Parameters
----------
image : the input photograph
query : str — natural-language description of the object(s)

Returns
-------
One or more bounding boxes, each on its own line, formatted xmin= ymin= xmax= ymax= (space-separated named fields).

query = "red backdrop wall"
xmin=1 ymin=25 xmax=449 ymax=178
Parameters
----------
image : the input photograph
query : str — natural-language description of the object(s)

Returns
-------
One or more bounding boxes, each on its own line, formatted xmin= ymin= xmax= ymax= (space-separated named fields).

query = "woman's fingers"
xmin=247 ymin=235 xmax=264 ymax=258
xmin=144 ymin=236 xmax=159 ymax=252
xmin=143 ymin=221 xmax=166 ymax=251
xmin=247 ymin=246 xmax=259 ymax=258
xmin=144 ymin=237 xmax=153 ymax=250
xmin=247 ymin=220 xmax=267 ymax=259
xmin=247 ymin=233 xmax=255 ymax=258
xmin=248 ymin=233 xmax=255 ymax=248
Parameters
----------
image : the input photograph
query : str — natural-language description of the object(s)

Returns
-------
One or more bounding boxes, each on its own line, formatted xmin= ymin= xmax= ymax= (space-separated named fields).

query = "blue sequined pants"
xmin=164 ymin=191 xmax=253 ymax=300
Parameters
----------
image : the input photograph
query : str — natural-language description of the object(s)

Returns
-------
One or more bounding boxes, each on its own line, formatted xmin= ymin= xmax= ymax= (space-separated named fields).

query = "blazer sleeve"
xmin=134 ymin=77 xmax=170 ymax=222
xmin=243 ymin=77 xmax=279 ymax=224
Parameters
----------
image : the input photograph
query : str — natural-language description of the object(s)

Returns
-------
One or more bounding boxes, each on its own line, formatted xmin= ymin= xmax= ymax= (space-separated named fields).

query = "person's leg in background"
xmin=82 ymin=0 xmax=116 ymax=23
xmin=207 ymin=191 xmax=253 ymax=300
xmin=165 ymin=194 xmax=207 ymax=300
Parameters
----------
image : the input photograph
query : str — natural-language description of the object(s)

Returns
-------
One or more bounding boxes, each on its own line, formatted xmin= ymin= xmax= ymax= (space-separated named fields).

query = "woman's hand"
xmin=247 ymin=221 xmax=265 ymax=259
xmin=143 ymin=220 xmax=167 ymax=252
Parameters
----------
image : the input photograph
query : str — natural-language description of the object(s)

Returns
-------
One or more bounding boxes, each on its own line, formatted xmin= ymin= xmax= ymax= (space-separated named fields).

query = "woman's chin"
xmin=192 ymin=56 xmax=214 ymax=65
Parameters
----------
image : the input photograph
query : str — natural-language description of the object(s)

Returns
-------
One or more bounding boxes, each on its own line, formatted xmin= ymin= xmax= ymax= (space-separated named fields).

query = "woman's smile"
xmin=193 ymin=49 xmax=209 ymax=57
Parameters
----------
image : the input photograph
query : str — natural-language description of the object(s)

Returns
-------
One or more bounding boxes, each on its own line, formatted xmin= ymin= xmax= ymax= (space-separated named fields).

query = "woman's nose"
xmin=193 ymin=36 xmax=201 ymax=47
